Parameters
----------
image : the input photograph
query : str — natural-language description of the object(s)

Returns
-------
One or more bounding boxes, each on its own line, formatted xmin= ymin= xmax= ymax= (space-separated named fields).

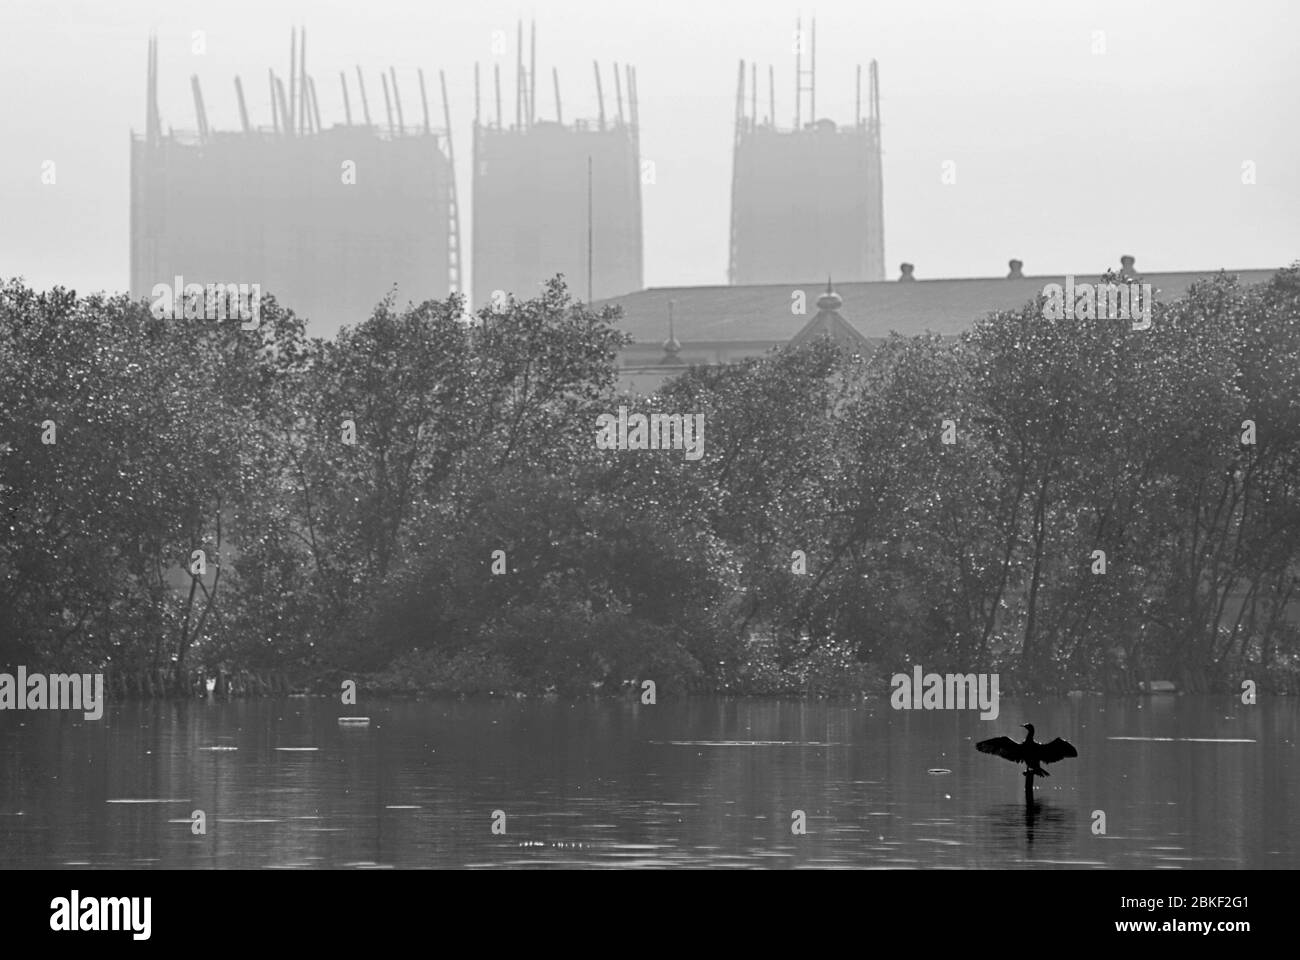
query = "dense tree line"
xmin=1 ymin=268 xmax=1297 ymax=696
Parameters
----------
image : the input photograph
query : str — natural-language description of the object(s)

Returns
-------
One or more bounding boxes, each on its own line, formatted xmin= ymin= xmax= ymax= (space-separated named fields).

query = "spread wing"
xmin=1038 ymin=737 xmax=1078 ymax=764
xmin=976 ymin=736 xmax=1024 ymax=762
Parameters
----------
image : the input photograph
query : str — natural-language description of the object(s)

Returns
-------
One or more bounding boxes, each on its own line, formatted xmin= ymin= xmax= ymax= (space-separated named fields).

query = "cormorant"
xmin=976 ymin=723 xmax=1077 ymax=777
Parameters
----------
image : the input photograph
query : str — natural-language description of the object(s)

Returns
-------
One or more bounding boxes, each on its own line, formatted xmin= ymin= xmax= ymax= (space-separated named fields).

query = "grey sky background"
xmin=2 ymin=0 xmax=1297 ymax=302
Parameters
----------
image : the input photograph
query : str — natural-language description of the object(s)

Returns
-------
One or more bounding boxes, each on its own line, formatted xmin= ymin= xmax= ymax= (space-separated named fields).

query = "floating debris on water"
xmin=106 ymin=798 xmax=191 ymax=804
xmin=1139 ymin=680 xmax=1178 ymax=693
xmin=1108 ymin=737 xmax=1256 ymax=743
xmin=652 ymin=740 xmax=840 ymax=746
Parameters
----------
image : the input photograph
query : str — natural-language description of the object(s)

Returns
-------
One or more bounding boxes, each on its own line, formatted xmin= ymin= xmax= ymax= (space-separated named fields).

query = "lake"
xmin=0 ymin=694 xmax=1295 ymax=868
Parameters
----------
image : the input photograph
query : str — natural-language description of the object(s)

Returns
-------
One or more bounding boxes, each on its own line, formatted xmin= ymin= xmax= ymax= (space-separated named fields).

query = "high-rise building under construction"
xmin=472 ymin=22 xmax=643 ymax=309
xmin=130 ymin=29 xmax=460 ymax=337
xmin=729 ymin=19 xmax=884 ymax=284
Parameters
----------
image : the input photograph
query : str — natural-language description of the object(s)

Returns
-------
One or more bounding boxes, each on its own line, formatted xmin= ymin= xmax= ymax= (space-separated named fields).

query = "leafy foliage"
xmin=2 ymin=268 xmax=1298 ymax=694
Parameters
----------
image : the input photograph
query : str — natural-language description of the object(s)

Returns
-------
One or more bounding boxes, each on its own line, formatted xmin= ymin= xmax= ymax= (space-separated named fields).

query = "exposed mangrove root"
xmin=104 ymin=667 xmax=296 ymax=701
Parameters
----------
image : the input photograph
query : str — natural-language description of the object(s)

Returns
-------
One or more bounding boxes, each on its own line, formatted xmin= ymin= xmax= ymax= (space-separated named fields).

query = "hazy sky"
xmin=2 ymin=0 xmax=1297 ymax=298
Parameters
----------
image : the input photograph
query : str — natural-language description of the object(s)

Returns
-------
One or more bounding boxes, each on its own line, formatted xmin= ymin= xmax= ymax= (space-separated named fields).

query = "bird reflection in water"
xmin=987 ymin=798 xmax=1073 ymax=855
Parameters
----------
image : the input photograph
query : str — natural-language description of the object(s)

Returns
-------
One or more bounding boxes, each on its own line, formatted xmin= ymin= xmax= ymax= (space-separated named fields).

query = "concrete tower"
xmin=471 ymin=21 xmax=643 ymax=309
xmin=728 ymin=19 xmax=885 ymax=284
xmin=130 ymin=29 xmax=460 ymax=337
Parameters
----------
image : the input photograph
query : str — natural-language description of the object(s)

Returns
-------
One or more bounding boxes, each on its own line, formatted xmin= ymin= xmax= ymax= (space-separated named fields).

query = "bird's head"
xmin=1021 ymin=723 xmax=1035 ymax=737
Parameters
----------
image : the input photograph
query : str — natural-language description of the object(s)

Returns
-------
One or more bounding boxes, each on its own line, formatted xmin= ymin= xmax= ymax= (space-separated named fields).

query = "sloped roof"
xmin=595 ymin=268 xmax=1282 ymax=345
xmin=788 ymin=304 xmax=870 ymax=350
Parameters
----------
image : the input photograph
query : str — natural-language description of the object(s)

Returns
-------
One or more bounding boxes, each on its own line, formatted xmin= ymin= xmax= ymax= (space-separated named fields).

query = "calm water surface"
xmin=1 ymin=695 xmax=1296 ymax=868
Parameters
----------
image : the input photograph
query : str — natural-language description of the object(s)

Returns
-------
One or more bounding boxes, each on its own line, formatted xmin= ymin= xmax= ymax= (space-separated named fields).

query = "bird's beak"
xmin=1020 ymin=723 xmax=1029 ymax=729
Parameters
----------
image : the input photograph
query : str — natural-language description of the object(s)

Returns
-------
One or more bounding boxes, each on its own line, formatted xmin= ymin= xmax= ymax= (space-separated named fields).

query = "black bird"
xmin=977 ymin=723 xmax=1077 ymax=777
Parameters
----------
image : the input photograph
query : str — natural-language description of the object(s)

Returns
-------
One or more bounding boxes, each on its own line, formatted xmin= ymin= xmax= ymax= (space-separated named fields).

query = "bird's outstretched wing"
xmin=976 ymin=736 xmax=1024 ymax=762
xmin=1038 ymin=737 xmax=1078 ymax=764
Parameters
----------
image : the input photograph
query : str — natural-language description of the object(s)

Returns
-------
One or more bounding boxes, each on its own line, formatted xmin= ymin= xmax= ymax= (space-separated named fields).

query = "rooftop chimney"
xmin=898 ymin=262 xmax=916 ymax=282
